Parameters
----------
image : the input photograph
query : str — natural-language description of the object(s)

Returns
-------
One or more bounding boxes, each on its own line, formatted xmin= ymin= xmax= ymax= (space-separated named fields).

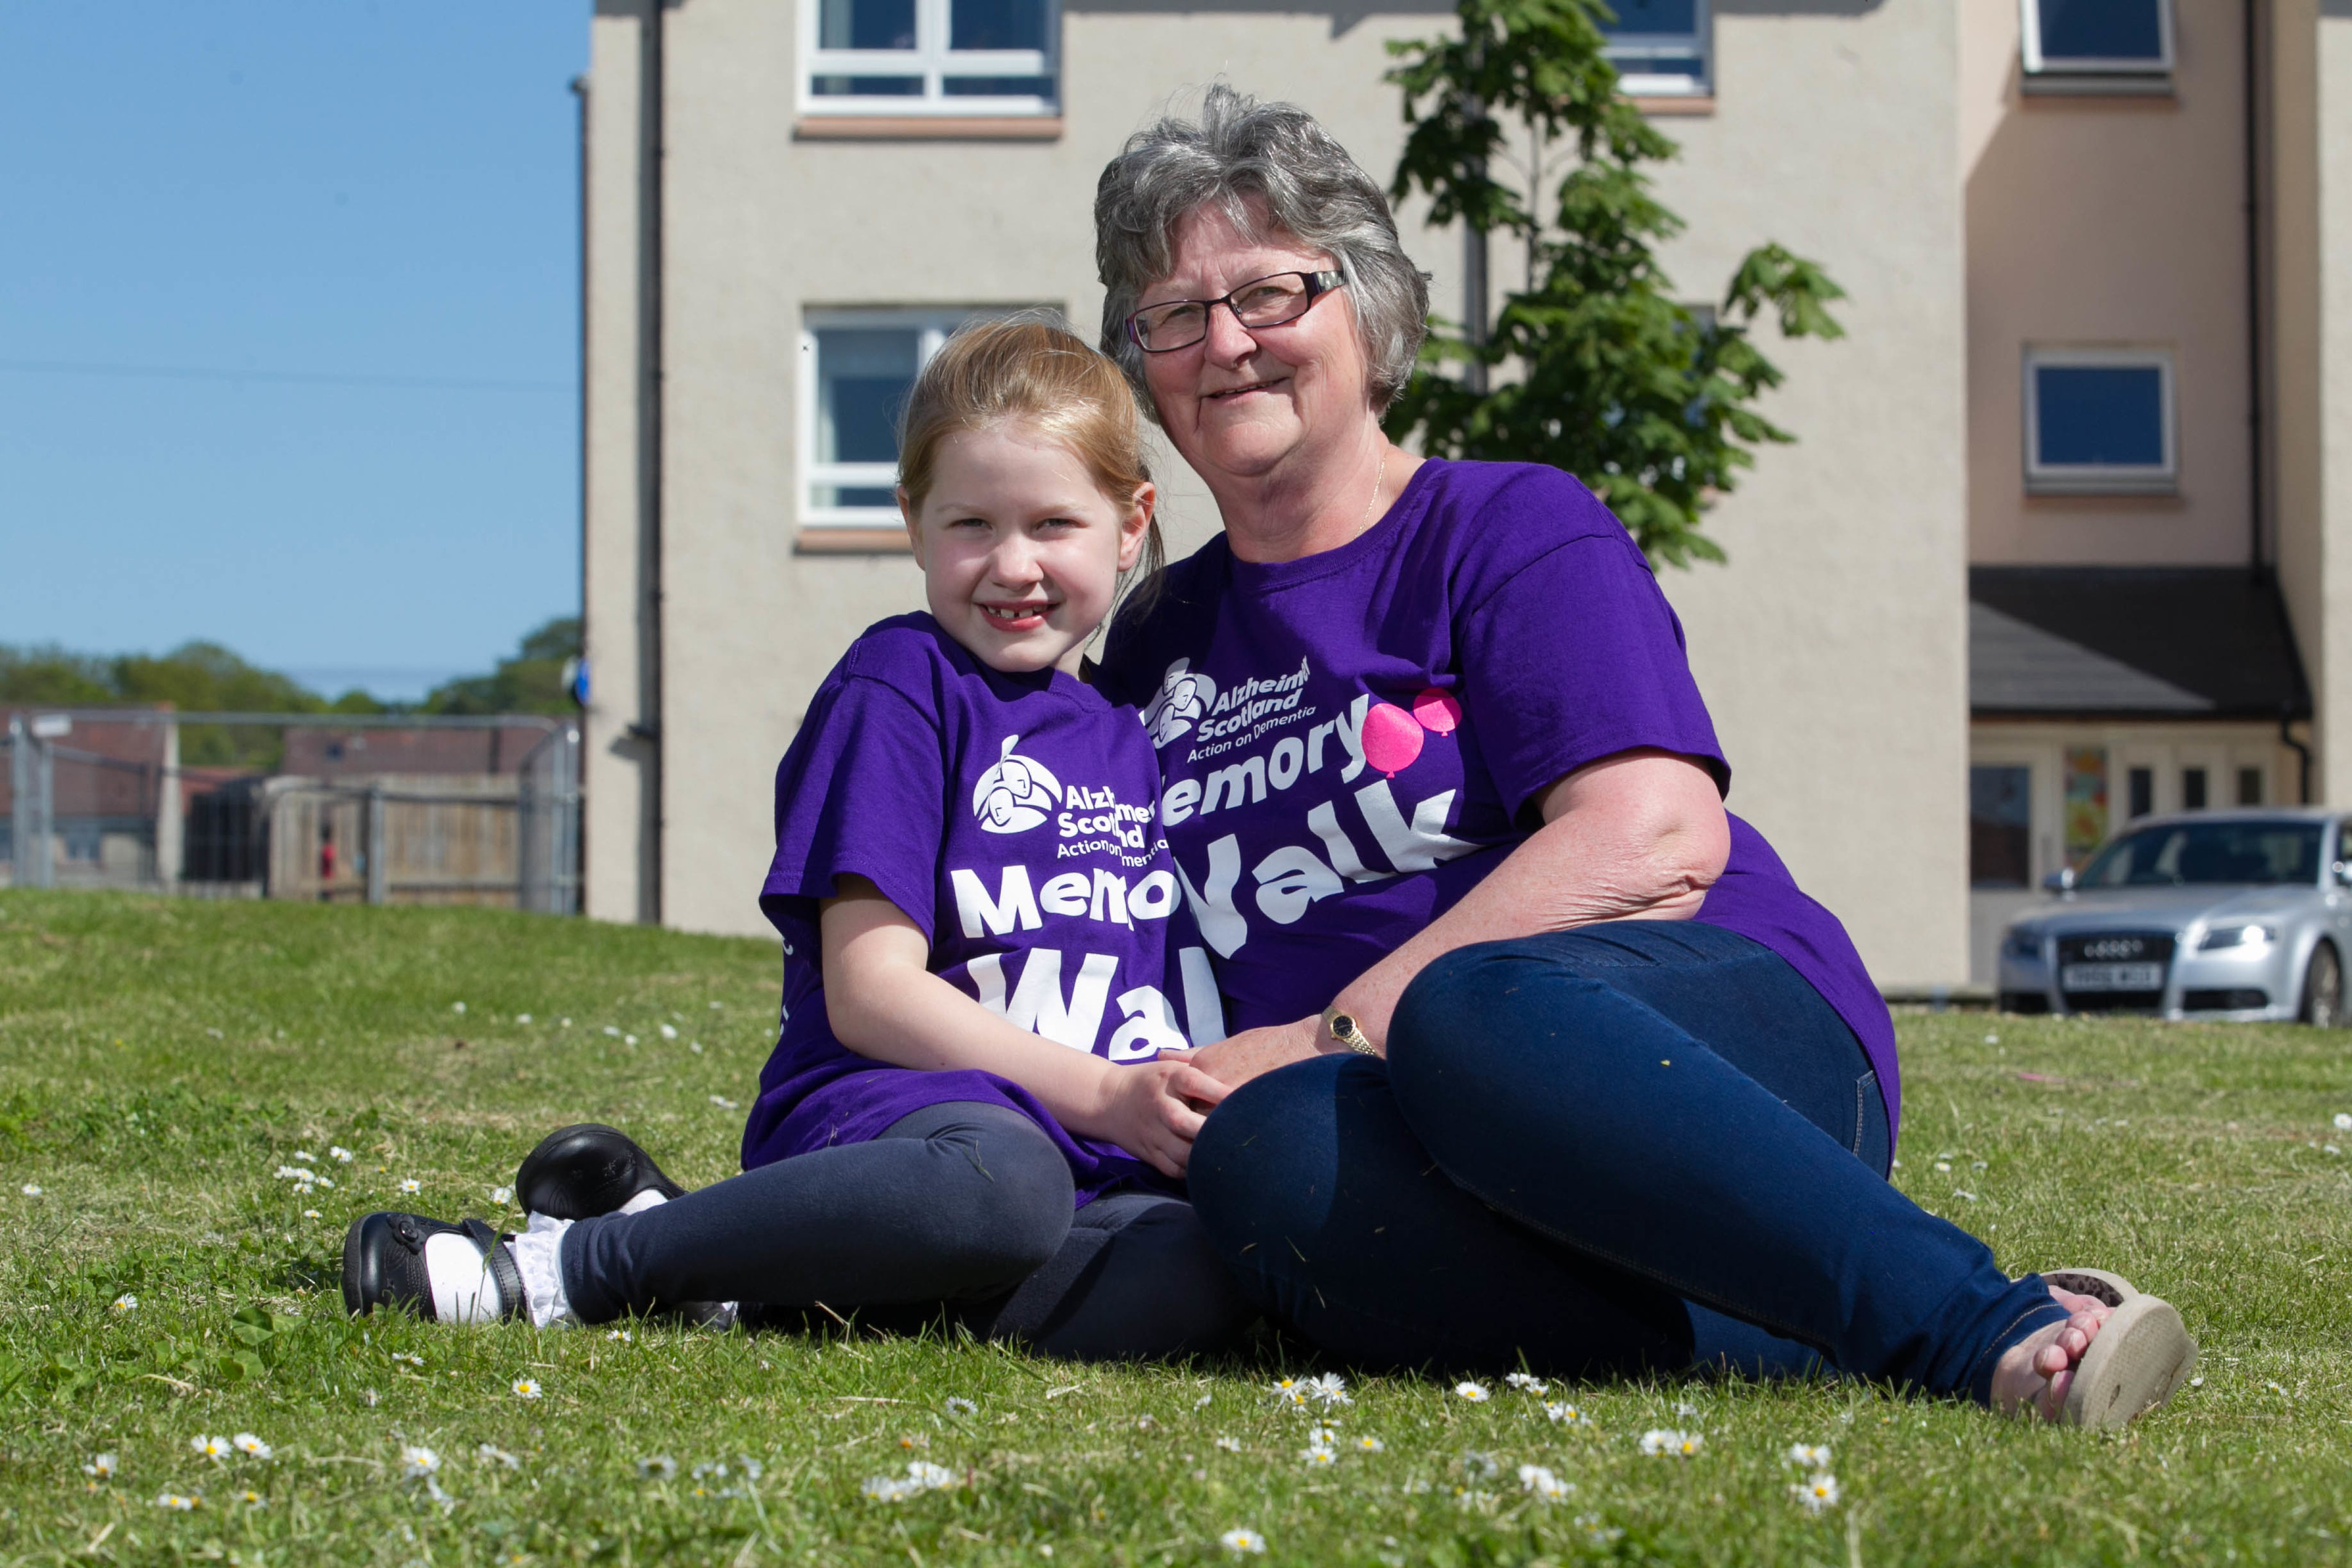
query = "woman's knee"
xmin=1188 ymin=1055 xmax=1362 ymax=1249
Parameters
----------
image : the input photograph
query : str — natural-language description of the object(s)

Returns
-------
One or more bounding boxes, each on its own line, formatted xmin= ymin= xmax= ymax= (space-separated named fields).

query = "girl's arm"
xmin=820 ymin=875 xmax=1230 ymax=1177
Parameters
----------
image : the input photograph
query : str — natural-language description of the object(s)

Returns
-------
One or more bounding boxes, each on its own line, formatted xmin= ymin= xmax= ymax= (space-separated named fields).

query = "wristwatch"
xmin=1320 ymin=1005 xmax=1380 ymax=1056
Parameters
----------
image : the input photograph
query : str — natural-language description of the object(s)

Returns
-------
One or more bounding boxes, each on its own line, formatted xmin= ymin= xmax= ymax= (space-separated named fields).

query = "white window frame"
xmin=2020 ymin=0 xmax=2174 ymax=80
xmin=1604 ymin=0 xmax=1710 ymax=97
xmin=2022 ymin=346 xmax=2178 ymax=497
xmin=799 ymin=0 xmax=1059 ymax=118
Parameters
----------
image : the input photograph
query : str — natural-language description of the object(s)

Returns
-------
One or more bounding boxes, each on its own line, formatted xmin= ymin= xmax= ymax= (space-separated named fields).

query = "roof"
xmin=1969 ymin=566 xmax=2311 ymax=719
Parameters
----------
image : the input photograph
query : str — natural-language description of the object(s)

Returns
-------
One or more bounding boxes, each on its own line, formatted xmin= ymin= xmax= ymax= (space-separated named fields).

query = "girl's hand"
xmin=1098 ymin=1061 xmax=1231 ymax=1177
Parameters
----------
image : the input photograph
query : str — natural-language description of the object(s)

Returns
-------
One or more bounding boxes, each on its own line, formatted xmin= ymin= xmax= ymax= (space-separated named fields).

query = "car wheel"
xmin=2302 ymin=942 xmax=2345 ymax=1028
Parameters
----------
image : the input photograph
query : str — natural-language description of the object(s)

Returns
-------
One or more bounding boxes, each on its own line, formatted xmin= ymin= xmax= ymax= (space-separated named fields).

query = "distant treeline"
xmin=1 ymin=618 xmax=580 ymax=769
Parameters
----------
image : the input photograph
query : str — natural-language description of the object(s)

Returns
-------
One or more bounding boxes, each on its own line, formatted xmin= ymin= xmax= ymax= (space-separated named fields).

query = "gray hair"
xmin=1094 ymin=84 xmax=1429 ymax=415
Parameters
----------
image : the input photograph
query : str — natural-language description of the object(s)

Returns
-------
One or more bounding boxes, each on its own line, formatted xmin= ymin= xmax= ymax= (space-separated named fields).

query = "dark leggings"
xmin=560 ymin=1101 xmax=1254 ymax=1360
xmin=1187 ymin=922 xmax=2067 ymax=1400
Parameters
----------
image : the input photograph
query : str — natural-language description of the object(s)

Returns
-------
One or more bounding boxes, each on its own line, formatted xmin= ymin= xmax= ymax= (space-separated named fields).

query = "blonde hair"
xmin=898 ymin=314 xmax=1164 ymax=592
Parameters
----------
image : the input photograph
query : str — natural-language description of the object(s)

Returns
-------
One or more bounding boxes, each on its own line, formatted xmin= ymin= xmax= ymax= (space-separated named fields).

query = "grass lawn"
xmin=0 ymin=891 xmax=2348 ymax=1566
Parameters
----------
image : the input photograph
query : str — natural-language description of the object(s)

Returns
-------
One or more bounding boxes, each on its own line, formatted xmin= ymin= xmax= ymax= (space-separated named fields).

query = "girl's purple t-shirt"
xmin=1097 ymin=460 xmax=1900 ymax=1135
xmin=743 ymin=613 xmax=1225 ymax=1202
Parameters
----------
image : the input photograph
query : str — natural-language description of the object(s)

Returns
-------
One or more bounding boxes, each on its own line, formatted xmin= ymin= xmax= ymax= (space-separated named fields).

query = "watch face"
xmin=1329 ymin=1014 xmax=1357 ymax=1037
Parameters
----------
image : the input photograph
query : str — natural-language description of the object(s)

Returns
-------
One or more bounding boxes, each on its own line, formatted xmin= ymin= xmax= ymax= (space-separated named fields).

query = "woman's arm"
xmin=821 ymin=875 xmax=1230 ymax=1175
xmin=1180 ymin=748 xmax=1729 ymax=1085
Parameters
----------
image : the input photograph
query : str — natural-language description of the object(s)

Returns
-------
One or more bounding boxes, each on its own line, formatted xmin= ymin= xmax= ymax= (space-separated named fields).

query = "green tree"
xmin=0 ymin=640 xmax=385 ymax=767
xmin=420 ymin=617 xmax=580 ymax=717
xmin=1384 ymin=0 xmax=1847 ymax=568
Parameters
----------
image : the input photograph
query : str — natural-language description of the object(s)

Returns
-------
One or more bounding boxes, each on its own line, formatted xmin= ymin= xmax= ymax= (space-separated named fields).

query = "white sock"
xmin=424 ymin=1233 xmax=512 ymax=1325
xmin=508 ymin=1214 xmax=576 ymax=1329
xmin=618 ymin=1188 xmax=669 ymax=1216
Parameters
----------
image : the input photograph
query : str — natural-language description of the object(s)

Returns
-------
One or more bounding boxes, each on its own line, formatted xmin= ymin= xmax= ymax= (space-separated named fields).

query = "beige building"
xmin=577 ymin=0 xmax=2352 ymax=997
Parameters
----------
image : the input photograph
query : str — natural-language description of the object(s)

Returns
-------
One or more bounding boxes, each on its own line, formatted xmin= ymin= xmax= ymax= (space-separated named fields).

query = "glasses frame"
xmin=1125 ymin=271 xmax=1347 ymax=354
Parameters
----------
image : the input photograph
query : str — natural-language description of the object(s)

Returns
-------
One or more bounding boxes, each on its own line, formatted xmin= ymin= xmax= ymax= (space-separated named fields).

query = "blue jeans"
xmin=1187 ymin=922 xmax=2067 ymax=1401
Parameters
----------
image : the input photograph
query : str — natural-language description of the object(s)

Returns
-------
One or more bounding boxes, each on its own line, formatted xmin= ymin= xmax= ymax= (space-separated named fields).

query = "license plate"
xmin=2062 ymin=962 xmax=2164 ymax=992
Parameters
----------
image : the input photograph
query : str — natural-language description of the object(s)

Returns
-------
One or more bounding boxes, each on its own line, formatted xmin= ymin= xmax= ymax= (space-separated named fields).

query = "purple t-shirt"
xmin=1098 ymin=460 xmax=1900 ymax=1135
xmin=743 ymin=613 xmax=1225 ymax=1202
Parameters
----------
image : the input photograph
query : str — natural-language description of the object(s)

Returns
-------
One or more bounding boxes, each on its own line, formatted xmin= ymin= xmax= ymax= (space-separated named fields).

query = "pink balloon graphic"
xmin=1360 ymin=701 xmax=1425 ymax=777
xmin=1412 ymin=687 xmax=1462 ymax=735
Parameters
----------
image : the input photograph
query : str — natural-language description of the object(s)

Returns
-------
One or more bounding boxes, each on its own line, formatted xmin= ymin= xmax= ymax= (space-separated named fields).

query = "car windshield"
xmin=2079 ymin=820 xmax=2323 ymax=888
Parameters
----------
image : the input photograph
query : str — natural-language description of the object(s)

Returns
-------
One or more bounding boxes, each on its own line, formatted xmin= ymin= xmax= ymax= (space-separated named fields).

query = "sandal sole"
xmin=2061 ymin=1294 xmax=2197 ymax=1429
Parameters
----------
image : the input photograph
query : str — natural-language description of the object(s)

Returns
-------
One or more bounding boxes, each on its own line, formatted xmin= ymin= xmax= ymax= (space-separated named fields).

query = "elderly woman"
xmin=1090 ymin=86 xmax=2194 ymax=1424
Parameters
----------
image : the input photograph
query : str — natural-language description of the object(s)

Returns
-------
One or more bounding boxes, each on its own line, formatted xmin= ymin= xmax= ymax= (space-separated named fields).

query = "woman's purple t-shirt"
xmin=743 ymin=613 xmax=1225 ymax=1202
xmin=1097 ymin=460 xmax=1900 ymax=1135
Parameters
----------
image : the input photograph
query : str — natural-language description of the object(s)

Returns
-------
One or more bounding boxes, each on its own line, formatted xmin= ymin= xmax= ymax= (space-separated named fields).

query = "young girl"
xmin=340 ymin=319 xmax=1252 ymax=1357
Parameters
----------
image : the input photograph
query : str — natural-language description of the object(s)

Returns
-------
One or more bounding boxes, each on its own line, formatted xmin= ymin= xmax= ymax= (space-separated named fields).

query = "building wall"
xmin=591 ymin=0 xmax=1976 ymax=989
xmin=2314 ymin=1 xmax=2352 ymax=800
xmin=1961 ymin=0 xmax=2257 ymax=568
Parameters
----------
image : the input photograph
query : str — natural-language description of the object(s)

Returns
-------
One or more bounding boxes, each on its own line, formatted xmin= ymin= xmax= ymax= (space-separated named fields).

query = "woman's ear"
xmin=899 ymin=487 xmax=926 ymax=566
xmin=1116 ymin=481 xmax=1158 ymax=572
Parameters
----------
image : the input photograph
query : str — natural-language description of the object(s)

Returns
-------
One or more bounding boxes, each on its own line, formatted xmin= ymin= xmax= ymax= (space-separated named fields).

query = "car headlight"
xmin=2197 ymin=923 xmax=2278 ymax=951
xmin=2002 ymin=929 xmax=2043 ymax=960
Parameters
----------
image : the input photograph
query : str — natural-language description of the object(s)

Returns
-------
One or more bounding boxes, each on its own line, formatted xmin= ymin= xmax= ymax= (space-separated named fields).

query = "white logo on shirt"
xmin=1141 ymin=658 xmax=1219 ymax=748
xmin=972 ymin=735 xmax=1063 ymax=834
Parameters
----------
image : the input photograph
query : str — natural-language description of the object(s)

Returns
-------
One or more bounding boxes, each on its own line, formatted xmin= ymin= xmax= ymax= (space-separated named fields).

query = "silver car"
xmin=1996 ymin=808 xmax=2352 ymax=1025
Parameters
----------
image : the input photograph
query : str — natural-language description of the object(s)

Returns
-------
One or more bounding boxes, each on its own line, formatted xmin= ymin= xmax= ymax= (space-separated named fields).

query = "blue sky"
xmin=0 ymin=4 xmax=585 ymax=701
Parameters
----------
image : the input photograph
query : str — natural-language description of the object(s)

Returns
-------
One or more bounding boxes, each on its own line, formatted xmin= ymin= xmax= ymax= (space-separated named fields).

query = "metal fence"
xmin=2 ymin=710 xmax=580 ymax=915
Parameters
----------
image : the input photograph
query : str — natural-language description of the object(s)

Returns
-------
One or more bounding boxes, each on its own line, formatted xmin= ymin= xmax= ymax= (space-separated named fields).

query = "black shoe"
xmin=341 ymin=1213 xmax=525 ymax=1321
xmin=514 ymin=1124 xmax=689 ymax=1221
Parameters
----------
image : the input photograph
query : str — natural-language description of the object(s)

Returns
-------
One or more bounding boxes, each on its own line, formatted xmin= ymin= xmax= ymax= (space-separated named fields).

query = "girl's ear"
xmin=1116 ymin=481 xmax=1157 ymax=573
xmin=899 ymin=487 xmax=926 ymax=566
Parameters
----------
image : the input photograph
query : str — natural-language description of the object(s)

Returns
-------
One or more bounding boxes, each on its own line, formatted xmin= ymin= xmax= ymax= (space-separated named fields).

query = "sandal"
xmin=2041 ymin=1267 xmax=2138 ymax=1307
xmin=2044 ymin=1273 xmax=2197 ymax=1429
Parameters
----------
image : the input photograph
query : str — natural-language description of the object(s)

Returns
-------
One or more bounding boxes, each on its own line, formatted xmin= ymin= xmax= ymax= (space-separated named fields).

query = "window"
xmin=2023 ymin=348 xmax=2176 ymax=495
xmin=2237 ymin=767 xmax=2263 ymax=807
xmin=2181 ymin=767 xmax=2208 ymax=810
xmin=2127 ymin=766 xmax=2153 ymax=820
xmin=2020 ymin=0 xmax=2173 ymax=86
xmin=1602 ymin=0 xmax=1709 ymax=97
xmin=1972 ymin=765 xmax=2033 ymax=889
xmin=803 ymin=0 xmax=1057 ymax=115
xmin=800 ymin=309 xmax=1021 ymax=531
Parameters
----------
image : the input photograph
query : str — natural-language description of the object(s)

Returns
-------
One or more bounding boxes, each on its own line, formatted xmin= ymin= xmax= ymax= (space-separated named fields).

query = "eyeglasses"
xmin=1125 ymin=271 xmax=1347 ymax=354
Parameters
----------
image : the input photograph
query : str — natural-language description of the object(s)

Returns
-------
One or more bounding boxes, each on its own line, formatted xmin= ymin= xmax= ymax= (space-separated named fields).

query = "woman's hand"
xmin=1096 ymin=1060 xmax=1233 ymax=1177
xmin=1169 ymin=1015 xmax=1323 ymax=1090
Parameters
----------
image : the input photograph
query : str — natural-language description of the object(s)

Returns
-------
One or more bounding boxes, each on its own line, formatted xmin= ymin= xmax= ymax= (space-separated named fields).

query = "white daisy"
xmin=1354 ymin=1435 xmax=1387 ymax=1453
xmin=624 ymin=1034 xmax=638 ymax=1046
xmin=1307 ymin=1371 xmax=1352 ymax=1407
xmin=1543 ymin=1401 xmax=1592 ymax=1426
xmin=303 ymin=1209 xmax=320 ymax=1218
xmin=1214 ymin=1437 xmax=1242 ymax=1453
xmin=237 ymin=1489 xmax=265 ymax=1507
xmin=1673 ymin=1401 xmax=1702 ymax=1417
xmin=330 ymin=1146 xmax=354 ymax=1162
xmin=155 ymin=1493 xmax=197 ymax=1511
xmin=512 ymin=1378 xmax=543 ymax=1399
xmin=710 ymin=1095 xmax=739 ymax=1110
xmin=1299 ymin=1445 xmax=1337 ymax=1466
xmin=311 ymin=1175 xmax=334 ymax=1188
xmin=637 ymin=1455 xmax=677 ymax=1480
xmin=1219 ymin=1528 xmax=1267 ymax=1554
xmin=401 ymin=1445 xmax=441 ymax=1479
xmin=1786 ymin=1442 xmax=1832 ymax=1467
xmin=83 ymin=1453 xmax=117 ymax=1479
xmin=20 ymin=1184 xmax=41 ymax=1197
xmin=516 ymin=1014 xmax=532 ymax=1024
xmin=110 ymin=1294 xmax=138 ymax=1312
xmin=946 ymin=1397 xmax=978 ymax=1416
xmin=603 ymin=1026 xmax=621 ymax=1037
xmin=1504 ymin=1372 xmax=1546 ymax=1392
xmin=1517 ymin=1463 xmax=1572 ymax=1500
xmin=293 ymin=1151 xmax=315 ymax=1163
xmin=607 ymin=1328 xmax=633 ymax=1342
xmin=861 ymin=1475 xmax=920 ymax=1502
xmin=1266 ymin=1377 xmax=1310 ymax=1410
xmin=1195 ymin=1392 xmax=1213 ymax=1408
xmin=232 ymin=1433 xmax=272 ymax=1461
xmin=190 ymin=1435 xmax=232 ymax=1461
xmin=476 ymin=1444 xmax=520 ymax=1470
xmin=399 ymin=1179 xmax=421 ymax=1195
xmin=1453 ymin=1381 xmax=1491 ymax=1403
xmin=1304 ymin=1425 xmax=1340 ymax=1445
xmin=1792 ymin=1471 xmax=1841 ymax=1513
xmin=452 ymin=1002 xmax=467 ymax=1015
xmin=1638 ymin=1429 xmax=1701 ymax=1456
xmin=491 ymin=1185 xmax=515 ymax=1206
xmin=2335 ymin=1112 xmax=2351 ymax=1131
xmin=391 ymin=1352 xmax=425 ymax=1366
xmin=660 ymin=1024 xmax=679 ymax=1040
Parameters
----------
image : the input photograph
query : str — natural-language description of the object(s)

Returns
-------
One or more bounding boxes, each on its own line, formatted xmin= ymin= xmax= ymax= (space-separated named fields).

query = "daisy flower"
xmin=1219 ymin=1528 xmax=1267 ymax=1555
xmin=1195 ymin=1392 xmax=1213 ymax=1408
xmin=1543 ymin=1402 xmax=1591 ymax=1426
xmin=625 ymin=1034 xmax=639 ymax=1046
xmin=1353 ymin=1435 xmax=1387 ymax=1453
xmin=237 ymin=1489 xmax=265 ymax=1507
xmin=512 ymin=1377 xmax=543 ymax=1400
xmin=1504 ymin=1372 xmax=1546 ymax=1392
xmin=1304 ymin=1425 xmax=1339 ymax=1445
xmin=83 ymin=1453 xmax=117 ymax=1479
xmin=401 ymin=1445 xmax=441 ymax=1479
xmin=190 ymin=1435 xmax=232 ymax=1461
xmin=1638 ymin=1429 xmax=1702 ymax=1456
xmin=491 ymin=1185 xmax=515 ymax=1206
xmin=1786 ymin=1442 xmax=1833 ymax=1467
xmin=1214 ymin=1437 xmax=1242 ymax=1453
xmin=1307 ymin=1371 xmax=1352 ymax=1407
xmin=391 ymin=1352 xmax=425 ymax=1366
xmin=20 ymin=1184 xmax=41 ymax=1197
xmin=1517 ymin=1464 xmax=1572 ymax=1500
xmin=1453 ymin=1381 xmax=1491 ymax=1403
xmin=155 ymin=1493 xmax=197 ymax=1511
xmin=661 ymin=1024 xmax=679 ymax=1040
xmin=1792 ymin=1471 xmax=1841 ymax=1513
xmin=399 ymin=1178 xmax=422 ymax=1195
xmin=330 ymin=1146 xmax=354 ymax=1162
xmin=2335 ymin=1113 xmax=2351 ymax=1131
xmin=516 ymin=1014 xmax=533 ymax=1024
xmin=1299 ymin=1445 xmax=1337 ymax=1466
xmin=232 ymin=1433 xmax=273 ymax=1461
xmin=710 ymin=1095 xmax=739 ymax=1110
xmin=453 ymin=1002 xmax=467 ymax=1016
xmin=603 ymin=1026 xmax=621 ymax=1037
xmin=637 ymin=1456 xmax=679 ymax=1480
xmin=294 ymin=1151 xmax=315 ymax=1163
xmin=946 ymin=1397 xmax=978 ymax=1416
xmin=110 ymin=1294 xmax=138 ymax=1312
xmin=476 ymin=1444 xmax=520 ymax=1470
xmin=607 ymin=1329 xmax=633 ymax=1342
xmin=303 ymin=1209 xmax=321 ymax=1219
